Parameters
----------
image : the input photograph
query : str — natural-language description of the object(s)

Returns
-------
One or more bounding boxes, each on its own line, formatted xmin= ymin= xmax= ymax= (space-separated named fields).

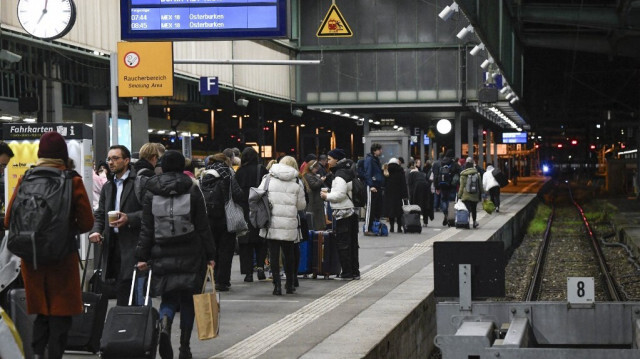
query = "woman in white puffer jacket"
xmin=259 ymin=156 xmax=306 ymax=295
xmin=482 ymin=164 xmax=501 ymax=212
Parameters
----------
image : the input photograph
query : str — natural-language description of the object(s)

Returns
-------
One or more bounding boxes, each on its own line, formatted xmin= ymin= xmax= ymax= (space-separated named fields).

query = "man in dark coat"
xmin=431 ymin=149 xmax=461 ymax=225
xmin=234 ymin=147 xmax=269 ymax=282
xmin=89 ymin=145 xmax=143 ymax=306
xmin=382 ymin=158 xmax=408 ymax=232
xmin=136 ymin=150 xmax=215 ymax=359
xmin=363 ymin=143 xmax=385 ymax=234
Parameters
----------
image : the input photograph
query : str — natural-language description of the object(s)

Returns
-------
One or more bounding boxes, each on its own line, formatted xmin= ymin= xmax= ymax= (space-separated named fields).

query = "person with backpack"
xmin=200 ymin=153 xmax=244 ymax=292
xmin=457 ymin=159 xmax=483 ymax=228
xmin=259 ymin=156 xmax=306 ymax=295
xmin=132 ymin=142 xmax=161 ymax=305
xmin=483 ymin=163 xmax=501 ymax=212
xmin=5 ymin=131 xmax=94 ymax=359
xmin=432 ymin=149 xmax=461 ymax=226
xmin=234 ymin=147 xmax=269 ymax=283
xmin=136 ymin=150 xmax=215 ymax=359
xmin=89 ymin=145 xmax=143 ymax=306
xmin=363 ymin=143 xmax=385 ymax=234
xmin=322 ymin=149 xmax=360 ymax=280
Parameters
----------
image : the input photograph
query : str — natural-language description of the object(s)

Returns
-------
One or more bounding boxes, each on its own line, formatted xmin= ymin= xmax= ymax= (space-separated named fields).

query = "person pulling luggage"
xmin=136 ymin=150 xmax=215 ymax=359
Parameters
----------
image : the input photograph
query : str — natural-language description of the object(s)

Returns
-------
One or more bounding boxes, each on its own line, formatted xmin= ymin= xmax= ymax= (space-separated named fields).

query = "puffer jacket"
xmin=457 ymin=167 xmax=483 ymax=202
xmin=136 ymin=172 xmax=215 ymax=295
xmin=325 ymin=159 xmax=354 ymax=210
xmin=482 ymin=165 xmax=500 ymax=191
xmin=259 ymin=163 xmax=306 ymax=241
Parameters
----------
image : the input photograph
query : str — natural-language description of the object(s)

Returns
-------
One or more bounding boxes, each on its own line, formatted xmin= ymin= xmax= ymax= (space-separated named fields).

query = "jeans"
xmin=439 ymin=189 xmax=456 ymax=213
xmin=159 ymin=290 xmax=195 ymax=332
xmin=136 ymin=274 xmax=152 ymax=306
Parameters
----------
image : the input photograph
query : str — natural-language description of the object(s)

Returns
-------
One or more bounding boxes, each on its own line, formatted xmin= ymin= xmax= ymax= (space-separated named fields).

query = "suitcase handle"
xmin=129 ymin=266 xmax=152 ymax=306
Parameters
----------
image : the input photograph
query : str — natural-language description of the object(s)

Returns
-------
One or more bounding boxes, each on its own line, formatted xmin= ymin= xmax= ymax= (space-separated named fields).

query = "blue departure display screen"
xmin=121 ymin=0 xmax=288 ymax=40
xmin=502 ymin=132 xmax=527 ymax=144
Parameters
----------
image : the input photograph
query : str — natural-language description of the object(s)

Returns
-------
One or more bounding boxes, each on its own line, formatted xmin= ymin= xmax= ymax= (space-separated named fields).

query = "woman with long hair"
xmin=301 ymin=160 xmax=327 ymax=231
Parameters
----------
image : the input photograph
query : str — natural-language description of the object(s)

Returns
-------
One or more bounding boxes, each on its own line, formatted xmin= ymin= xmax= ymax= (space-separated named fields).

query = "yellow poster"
xmin=118 ymin=41 xmax=174 ymax=97
xmin=6 ymin=141 xmax=39 ymax=204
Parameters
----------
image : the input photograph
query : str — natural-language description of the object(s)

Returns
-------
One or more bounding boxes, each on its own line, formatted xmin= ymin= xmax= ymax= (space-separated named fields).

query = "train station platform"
xmin=63 ymin=177 xmax=546 ymax=359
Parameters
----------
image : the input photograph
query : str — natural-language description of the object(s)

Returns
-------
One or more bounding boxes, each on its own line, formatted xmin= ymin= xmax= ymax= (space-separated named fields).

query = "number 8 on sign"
xmin=567 ymin=277 xmax=594 ymax=304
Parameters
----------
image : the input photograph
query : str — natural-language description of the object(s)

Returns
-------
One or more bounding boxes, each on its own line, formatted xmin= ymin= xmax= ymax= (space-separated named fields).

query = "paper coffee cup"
xmin=108 ymin=211 xmax=119 ymax=226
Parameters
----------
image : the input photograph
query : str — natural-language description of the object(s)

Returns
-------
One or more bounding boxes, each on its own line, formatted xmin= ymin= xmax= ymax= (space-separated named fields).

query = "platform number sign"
xmin=567 ymin=277 xmax=594 ymax=304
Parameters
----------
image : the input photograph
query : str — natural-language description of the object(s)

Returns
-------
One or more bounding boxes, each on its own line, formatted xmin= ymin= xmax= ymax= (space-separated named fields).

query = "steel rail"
xmin=524 ymin=185 xmax=556 ymax=302
xmin=568 ymin=186 xmax=622 ymax=301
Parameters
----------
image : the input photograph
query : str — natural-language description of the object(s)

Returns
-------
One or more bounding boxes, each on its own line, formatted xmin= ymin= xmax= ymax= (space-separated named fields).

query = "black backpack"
xmin=466 ymin=173 xmax=479 ymax=194
xmin=438 ymin=164 xmax=453 ymax=187
xmin=8 ymin=167 xmax=75 ymax=269
xmin=348 ymin=177 xmax=367 ymax=208
xmin=134 ymin=168 xmax=154 ymax=203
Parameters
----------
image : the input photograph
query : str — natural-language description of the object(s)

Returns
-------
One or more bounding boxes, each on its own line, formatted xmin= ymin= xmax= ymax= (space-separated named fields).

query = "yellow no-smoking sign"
xmin=118 ymin=41 xmax=174 ymax=97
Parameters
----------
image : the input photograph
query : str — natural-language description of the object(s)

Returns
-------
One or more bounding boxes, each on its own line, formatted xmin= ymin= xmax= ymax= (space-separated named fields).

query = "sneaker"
xmin=473 ymin=222 xmax=479 ymax=229
xmin=353 ymin=275 xmax=361 ymax=280
xmin=335 ymin=275 xmax=354 ymax=281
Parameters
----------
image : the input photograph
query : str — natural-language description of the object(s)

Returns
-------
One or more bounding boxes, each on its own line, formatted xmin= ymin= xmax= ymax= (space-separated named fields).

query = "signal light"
xmin=621 ymin=143 xmax=626 ymax=149
xmin=590 ymin=145 xmax=596 ymax=150
xmin=534 ymin=144 xmax=539 ymax=149
xmin=571 ymin=140 xmax=578 ymax=145
xmin=557 ymin=144 xmax=563 ymax=148
xmin=482 ymin=130 xmax=487 ymax=135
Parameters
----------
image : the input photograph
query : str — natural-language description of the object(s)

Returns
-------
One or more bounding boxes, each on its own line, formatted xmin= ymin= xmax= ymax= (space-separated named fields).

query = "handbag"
xmin=193 ymin=265 xmax=220 ymax=340
xmin=482 ymin=199 xmax=496 ymax=214
xmin=225 ymin=178 xmax=248 ymax=234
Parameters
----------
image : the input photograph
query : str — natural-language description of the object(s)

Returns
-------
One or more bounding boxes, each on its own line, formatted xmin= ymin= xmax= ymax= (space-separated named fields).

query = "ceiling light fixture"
xmin=480 ymin=56 xmax=494 ymax=70
xmin=510 ymin=97 xmax=518 ymax=104
xmin=500 ymin=86 xmax=510 ymax=94
xmin=456 ymin=25 xmax=474 ymax=40
xmin=438 ymin=2 xmax=459 ymax=21
xmin=470 ymin=43 xmax=485 ymax=56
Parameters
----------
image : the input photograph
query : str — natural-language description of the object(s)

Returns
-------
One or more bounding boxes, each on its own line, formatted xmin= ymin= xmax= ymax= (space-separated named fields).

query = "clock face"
xmin=17 ymin=0 xmax=76 ymax=40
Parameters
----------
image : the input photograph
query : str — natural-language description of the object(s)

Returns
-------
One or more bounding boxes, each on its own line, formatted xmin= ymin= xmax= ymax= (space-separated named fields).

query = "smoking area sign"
xmin=317 ymin=4 xmax=352 ymax=37
xmin=118 ymin=41 xmax=174 ymax=97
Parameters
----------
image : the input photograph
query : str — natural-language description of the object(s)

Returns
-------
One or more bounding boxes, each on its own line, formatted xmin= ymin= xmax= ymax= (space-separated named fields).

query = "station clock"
xmin=17 ymin=0 xmax=77 ymax=40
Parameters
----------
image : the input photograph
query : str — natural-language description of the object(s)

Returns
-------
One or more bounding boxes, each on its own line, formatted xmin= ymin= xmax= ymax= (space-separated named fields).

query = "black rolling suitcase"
xmin=67 ymin=244 xmax=108 ymax=353
xmin=402 ymin=200 xmax=422 ymax=233
xmin=100 ymin=269 xmax=159 ymax=359
xmin=8 ymin=288 xmax=36 ymax=359
xmin=311 ymin=230 xmax=341 ymax=279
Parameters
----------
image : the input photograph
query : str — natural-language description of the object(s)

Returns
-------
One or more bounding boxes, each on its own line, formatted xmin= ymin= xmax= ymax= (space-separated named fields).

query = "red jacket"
xmin=4 ymin=164 xmax=94 ymax=316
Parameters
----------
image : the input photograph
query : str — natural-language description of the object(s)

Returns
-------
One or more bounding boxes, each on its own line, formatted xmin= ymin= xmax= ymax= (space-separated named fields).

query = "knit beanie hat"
xmin=161 ymin=150 xmax=185 ymax=173
xmin=38 ymin=131 xmax=68 ymax=161
xmin=327 ymin=148 xmax=346 ymax=161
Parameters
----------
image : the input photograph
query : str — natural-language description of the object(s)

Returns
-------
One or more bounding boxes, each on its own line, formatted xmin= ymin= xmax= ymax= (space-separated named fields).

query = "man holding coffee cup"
xmin=89 ymin=145 xmax=143 ymax=306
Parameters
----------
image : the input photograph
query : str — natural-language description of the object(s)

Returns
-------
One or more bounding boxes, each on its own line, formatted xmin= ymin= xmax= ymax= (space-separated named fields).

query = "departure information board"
xmin=120 ymin=0 xmax=288 ymax=40
xmin=502 ymin=132 xmax=528 ymax=144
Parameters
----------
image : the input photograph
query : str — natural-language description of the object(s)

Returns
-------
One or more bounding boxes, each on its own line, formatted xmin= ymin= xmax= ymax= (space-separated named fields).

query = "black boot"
xmin=159 ymin=315 xmax=173 ymax=359
xmin=179 ymin=328 xmax=193 ymax=359
xmin=257 ymin=267 xmax=266 ymax=280
xmin=273 ymin=277 xmax=282 ymax=295
xmin=244 ymin=272 xmax=253 ymax=282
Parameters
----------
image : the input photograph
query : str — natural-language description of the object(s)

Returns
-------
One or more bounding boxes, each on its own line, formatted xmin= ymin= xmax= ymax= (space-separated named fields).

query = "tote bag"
xmin=193 ymin=265 xmax=220 ymax=340
xmin=225 ymin=179 xmax=248 ymax=233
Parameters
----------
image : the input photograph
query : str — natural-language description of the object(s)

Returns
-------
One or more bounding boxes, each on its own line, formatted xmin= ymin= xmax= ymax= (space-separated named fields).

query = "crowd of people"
xmin=0 ymin=132 xmax=505 ymax=359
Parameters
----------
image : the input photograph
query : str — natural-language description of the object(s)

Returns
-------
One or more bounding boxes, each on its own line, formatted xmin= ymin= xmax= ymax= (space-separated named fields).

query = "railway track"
xmin=525 ymin=182 xmax=621 ymax=302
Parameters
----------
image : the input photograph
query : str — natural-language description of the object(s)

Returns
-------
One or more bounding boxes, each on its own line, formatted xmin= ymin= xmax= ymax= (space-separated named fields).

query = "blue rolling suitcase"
xmin=455 ymin=209 xmax=470 ymax=229
xmin=298 ymin=230 xmax=313 ymax=275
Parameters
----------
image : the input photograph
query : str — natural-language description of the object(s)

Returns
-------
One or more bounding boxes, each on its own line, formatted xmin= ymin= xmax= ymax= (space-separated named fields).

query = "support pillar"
xmin=477 ymin=125 xmax=484 ymax=169
xmin=128 ymin=98 xmax=149 ymax=153
xmin=42 ymin=63 xmax=63 ymax=123
xmin=419 ymin=128 xmax=425 ymax=168
xmin=467 ymin=118 xmax=474 ymax=159
xmin=455 ymin=113 xmax=462 ymax=159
